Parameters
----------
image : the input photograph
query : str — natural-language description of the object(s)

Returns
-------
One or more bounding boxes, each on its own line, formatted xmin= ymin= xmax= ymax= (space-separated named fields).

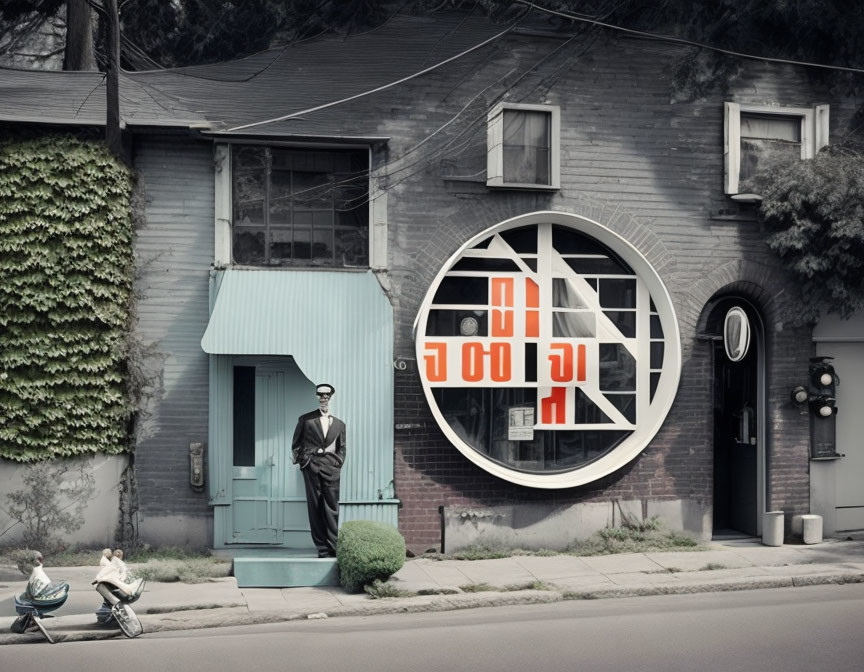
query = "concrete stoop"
xmin=232 ymin=555 xmax=339 ymax=588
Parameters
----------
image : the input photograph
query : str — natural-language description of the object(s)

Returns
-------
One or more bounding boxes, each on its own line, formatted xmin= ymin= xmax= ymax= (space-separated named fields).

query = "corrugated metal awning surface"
xmin=202 ymin=268 xmax=394 ymax=508
xmin=202 ymin=268 xmax=391 ymax=371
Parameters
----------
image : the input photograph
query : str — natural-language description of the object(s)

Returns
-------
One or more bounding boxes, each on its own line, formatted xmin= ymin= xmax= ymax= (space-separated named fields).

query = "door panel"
xmin=713 ymin=302 xmax=759 ymax=537
xmin=229 ymin=358 xmax=317 ymax=549
xmin=231 ymin=466 xmax=277 ymax=543
xmin=818 ymin=342 xmax=864 ymax=530
xmin=266 ymin=363 xmax=316 ymax=549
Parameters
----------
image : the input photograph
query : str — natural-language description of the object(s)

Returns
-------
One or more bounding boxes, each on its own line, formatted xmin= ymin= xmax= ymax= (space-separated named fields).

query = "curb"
xmin=3 ymin=571 xmax=863 ymax=645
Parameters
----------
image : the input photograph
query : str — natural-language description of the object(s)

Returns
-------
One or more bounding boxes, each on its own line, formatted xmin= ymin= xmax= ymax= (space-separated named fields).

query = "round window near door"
xmin=414 ymin=211 xmax=682 ymax=489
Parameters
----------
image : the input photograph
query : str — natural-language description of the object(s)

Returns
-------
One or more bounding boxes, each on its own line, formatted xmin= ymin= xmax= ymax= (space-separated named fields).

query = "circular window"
xmin=414 ymin=212 xmax=681 ymax=488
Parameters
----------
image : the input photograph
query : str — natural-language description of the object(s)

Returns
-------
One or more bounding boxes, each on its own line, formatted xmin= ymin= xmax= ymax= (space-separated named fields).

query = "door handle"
xmin=265 ymin=456 xmax=275 ymax=467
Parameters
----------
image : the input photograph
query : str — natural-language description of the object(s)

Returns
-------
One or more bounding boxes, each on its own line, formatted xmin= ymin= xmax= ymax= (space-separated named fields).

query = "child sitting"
xmin=94 ymin=548 xmax=144 ymax=597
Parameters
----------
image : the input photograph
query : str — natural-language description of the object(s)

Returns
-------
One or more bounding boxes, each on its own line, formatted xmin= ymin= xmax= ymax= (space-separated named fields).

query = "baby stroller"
xmin=93 ymin=549 xmax=145 ymax=638
xmin=10 ymin=552 xmax=70 ymax=644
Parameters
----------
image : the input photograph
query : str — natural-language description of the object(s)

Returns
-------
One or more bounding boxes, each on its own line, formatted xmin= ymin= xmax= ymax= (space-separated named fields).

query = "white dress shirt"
xmin=319 ymin=412 xmax=336 ymax=453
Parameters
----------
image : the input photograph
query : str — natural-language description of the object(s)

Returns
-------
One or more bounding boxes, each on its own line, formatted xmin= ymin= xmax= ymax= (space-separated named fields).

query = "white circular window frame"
xmin=414 ymin=211 xmax=682 ymax=489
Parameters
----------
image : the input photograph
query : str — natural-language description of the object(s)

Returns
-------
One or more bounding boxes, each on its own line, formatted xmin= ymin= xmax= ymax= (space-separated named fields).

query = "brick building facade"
xmin=2 ymin=9 xmax=858 ymax=555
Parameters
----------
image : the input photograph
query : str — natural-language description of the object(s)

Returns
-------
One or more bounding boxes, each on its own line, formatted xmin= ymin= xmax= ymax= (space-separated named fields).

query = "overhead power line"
xmin=516 ymin=0 xmax=864 ymax=75
xmin=225 ymin=21 xmax=521 ymax=133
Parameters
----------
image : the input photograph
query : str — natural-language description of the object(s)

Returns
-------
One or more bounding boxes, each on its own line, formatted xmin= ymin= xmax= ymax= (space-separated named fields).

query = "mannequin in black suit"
xmin=291 ymin=383 xmax=346 ymax=558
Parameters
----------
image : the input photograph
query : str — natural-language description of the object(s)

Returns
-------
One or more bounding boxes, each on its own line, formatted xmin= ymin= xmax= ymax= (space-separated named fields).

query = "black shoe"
xmin=317 ymin=551 xmax=330 ymax=558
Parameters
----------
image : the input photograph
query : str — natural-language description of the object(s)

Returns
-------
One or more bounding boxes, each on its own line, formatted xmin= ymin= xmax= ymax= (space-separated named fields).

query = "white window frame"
xmin=487 ymin=102 xmax=561 ymax=190
xmin=213 ymin=142 xmax=385 ymax=269
xmin=724 ymin=102 xmax=829 ymax=201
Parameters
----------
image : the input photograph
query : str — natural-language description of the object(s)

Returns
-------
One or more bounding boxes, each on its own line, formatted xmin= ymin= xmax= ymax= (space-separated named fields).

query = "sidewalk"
xmin=2 ymin=538 xmax=864 ymax=645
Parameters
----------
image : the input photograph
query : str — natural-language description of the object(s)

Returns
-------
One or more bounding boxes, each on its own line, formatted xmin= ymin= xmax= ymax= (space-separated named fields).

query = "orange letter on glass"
xmin=549 ymin=343 xmax=574 ymax=382
xmin=541 ymin=387 xmax=567 ymax=424
xmin=576 ymin=343 xmax=586 ymax=382
xmin=525 ymin=311 xmax=539 ymax=338
xmin=525 ymin=278 xmax=539 ymax=307
xmin=461 ymin=342 xmax=484 ymax=382
xmin=491 ymin=309 xmax=514 ymax=337
xmin=491 ymin=278 xmax=514 ymax=337
xmin=424 ymin=342 xmax=447 ymax=382
xmin=525 ymin=278 xmax=539 ymax=337
xmin=491 ymin=278 xmax=514 ymax=307
xmin=489 ymin=342 xmax=512 ymax=382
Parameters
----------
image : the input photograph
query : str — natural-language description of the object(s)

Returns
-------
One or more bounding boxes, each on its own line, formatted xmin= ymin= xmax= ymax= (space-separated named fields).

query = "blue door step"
xmin=232 ymin=551 xmax=339 ymax=588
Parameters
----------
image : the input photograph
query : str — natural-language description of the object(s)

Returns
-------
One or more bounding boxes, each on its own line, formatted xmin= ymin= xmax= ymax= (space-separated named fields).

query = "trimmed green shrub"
xmin=0 ymin=135 xmax=135 ymax=461
xmin=337 ymin=520 xmax=405 ymax=592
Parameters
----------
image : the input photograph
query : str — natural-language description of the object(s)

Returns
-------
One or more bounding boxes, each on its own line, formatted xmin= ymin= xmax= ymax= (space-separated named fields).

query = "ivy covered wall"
xmin=0 ymin=135 xmax=135 ymax=462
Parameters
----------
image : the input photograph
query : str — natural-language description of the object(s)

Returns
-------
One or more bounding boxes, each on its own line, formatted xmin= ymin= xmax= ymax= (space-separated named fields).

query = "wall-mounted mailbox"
xmin=190 ymin=442 xmax=205 ymax=489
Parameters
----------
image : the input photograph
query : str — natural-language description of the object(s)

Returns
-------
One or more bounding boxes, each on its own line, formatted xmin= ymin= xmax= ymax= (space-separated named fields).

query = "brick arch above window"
xmin=684 ymin=260 xmax=803 ymax=337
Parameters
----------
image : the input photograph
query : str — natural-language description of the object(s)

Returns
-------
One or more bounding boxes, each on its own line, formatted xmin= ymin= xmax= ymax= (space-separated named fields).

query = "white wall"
xmin=813 ymin=310 xmax=864 ymax=535
xmin=0 ymin=454 xmax=127 ymax=550
xmin=442 ymin=498 xmax=711 ymax=552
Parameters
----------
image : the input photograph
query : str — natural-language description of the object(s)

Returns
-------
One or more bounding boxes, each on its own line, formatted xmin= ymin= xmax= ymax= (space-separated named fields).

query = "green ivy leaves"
xmin=0 ymin=136 xmax=135 ymax=462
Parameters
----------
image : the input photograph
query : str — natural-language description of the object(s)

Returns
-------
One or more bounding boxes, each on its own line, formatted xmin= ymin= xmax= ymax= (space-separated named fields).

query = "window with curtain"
xmin=502 ymin=109 xmax=551 ymax=185
xmin=487 ymin=103 xmax=560 ymax=189
xmin=739 ymin=113 xmax=802 ymax=187
xmin=724 ymin=103 xmax=829 ymax=199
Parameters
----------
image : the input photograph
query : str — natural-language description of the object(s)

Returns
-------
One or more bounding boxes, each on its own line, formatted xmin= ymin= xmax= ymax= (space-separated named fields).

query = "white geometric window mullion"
xmin=550 ymin=252 xmax=637 ymax=358
xmin=414 ymin=212 xmax=682 ymax=488
xmin=538 ymin=223 xmax=635 ymax=429
xmin=636 ymin=279 xmax=652 ymax=423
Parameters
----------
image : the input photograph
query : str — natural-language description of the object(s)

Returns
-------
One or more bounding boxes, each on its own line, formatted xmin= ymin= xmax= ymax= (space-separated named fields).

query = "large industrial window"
xmin=231 ymin=146 xmax=369 ymax=267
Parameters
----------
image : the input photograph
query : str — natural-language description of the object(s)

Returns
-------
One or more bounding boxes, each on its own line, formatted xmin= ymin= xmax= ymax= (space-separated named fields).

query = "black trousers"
xmin=301 ymin=456 xmax=340 ymax=556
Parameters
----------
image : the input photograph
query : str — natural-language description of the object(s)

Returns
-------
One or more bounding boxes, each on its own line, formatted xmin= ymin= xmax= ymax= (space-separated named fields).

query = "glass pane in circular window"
xmin=415 ymin=213 xmax=681 ymax=489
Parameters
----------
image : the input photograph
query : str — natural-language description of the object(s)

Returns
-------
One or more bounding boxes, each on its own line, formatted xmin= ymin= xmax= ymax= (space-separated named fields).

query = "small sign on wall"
xmin=508 ymin=406 xmax=535 ymax=441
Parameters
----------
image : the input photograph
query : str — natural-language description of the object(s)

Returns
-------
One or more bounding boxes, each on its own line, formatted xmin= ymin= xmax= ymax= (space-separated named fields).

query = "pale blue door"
xmin=230 ymin=358 xmax=316 ymax=549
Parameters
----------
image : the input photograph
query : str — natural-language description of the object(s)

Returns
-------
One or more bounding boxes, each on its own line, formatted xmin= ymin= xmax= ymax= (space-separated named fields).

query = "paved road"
xmin=4 ymin=584 xmax=864 ymax=671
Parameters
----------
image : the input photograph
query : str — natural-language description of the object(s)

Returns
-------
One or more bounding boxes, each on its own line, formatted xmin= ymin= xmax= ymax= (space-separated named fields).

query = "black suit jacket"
xmin=291 ymin=410 xmax=346 ymax=471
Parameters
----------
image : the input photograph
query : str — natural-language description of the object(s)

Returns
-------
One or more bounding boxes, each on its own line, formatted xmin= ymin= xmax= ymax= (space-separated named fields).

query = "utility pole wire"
xmin=104 ymin=0 xmax=123 ymax=160
xmin=517 ymin=0 xmax=864 ymax=74
xmin=225 ymin=20 xmax=522 ymax=133
xmin=74 ymin=72 xmax=107 ymax=115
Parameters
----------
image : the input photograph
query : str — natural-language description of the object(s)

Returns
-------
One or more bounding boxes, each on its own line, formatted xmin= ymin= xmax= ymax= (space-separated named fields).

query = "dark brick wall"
xmin=379 ymin=31 xmax=854 ymax=549
xmin=133 ymin=137 xmax=214 ymax=522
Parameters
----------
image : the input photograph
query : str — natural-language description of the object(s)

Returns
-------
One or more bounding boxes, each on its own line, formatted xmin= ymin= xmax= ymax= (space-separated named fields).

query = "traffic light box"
xmin=808 ymin=357 xmax=840 ymax=459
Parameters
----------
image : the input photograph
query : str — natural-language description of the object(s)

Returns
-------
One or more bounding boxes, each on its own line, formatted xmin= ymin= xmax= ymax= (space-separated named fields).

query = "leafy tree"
xmin=1 ymin=0 xmax=386 ymax=70
xmin=755 ymin=145 xmax=864 ymax=323
xmin=430 ymin=1 xmax=864 ymax=101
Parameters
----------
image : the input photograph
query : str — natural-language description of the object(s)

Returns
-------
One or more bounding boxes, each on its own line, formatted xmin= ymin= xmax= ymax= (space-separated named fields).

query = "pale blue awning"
xmin=203 ymin=268 xmax=396 ymax=517
xmin=201 ymin=269 xmax=393 ymax=397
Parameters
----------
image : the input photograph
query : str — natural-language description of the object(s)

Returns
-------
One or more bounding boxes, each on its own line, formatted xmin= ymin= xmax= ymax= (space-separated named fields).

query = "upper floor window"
xmin=231 ymin=146 xmax=369 ymax=267
xmin=487 ymin=103 xmax=560 ymax=190
xmin=724 ymin=103 xmax=829 ymax=201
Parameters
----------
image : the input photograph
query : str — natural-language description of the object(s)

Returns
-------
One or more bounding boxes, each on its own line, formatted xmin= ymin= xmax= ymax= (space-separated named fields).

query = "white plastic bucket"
xmin=762 ymin=511 xmax=784 ymax=547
